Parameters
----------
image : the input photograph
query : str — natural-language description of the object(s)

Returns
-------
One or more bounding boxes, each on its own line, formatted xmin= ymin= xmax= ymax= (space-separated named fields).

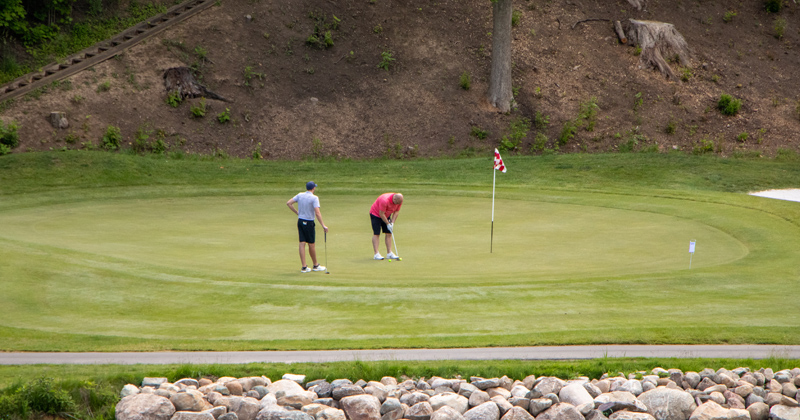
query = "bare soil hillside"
xmin=2 ymin=0 xmax=799 ymax=159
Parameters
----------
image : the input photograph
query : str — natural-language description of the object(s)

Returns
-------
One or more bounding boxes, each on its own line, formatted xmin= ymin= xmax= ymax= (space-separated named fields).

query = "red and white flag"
xmin=494 ymin=148 xmax=507 ymax=173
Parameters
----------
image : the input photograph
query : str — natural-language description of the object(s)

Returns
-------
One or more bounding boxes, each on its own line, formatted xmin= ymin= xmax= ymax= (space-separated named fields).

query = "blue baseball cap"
xmin=306 ymin=181 xmax=317 ymax=190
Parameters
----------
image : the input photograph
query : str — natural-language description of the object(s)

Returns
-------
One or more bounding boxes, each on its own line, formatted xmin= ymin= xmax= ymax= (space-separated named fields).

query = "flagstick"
xmin=491 ymin=163 xmax=496 ymax=253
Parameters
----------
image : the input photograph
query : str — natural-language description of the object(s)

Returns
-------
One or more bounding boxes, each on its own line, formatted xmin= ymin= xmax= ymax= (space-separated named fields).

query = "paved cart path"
xmin=1 ymin=345 xmax=799 ymax=365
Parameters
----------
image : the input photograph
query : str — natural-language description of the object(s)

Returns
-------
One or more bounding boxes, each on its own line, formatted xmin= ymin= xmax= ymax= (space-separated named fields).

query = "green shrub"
xmin=21 ymin=378 xmax=76 ymax=416
xmin=459 ymin=71 xmax=471 ymax=90
xmin=737 ymin=132 xmax=748 ymax=143
xmin=680 ymin=67 xmax=692 ymax=82
xmin=470 ymin=126 xmax=488 ymax=140
xmin=717 ymin=94 xmax=742 ymax=116
xmin=217 ymin=108 xmax=231 ymax=123
xmin=0 ymin=120 xmax=20 ymax=149
xmin=0 ymin=392 xmax=28 ymax=418
xmin=165 ymin=90 xmax=182 ymax=107
xmin=693 ymin=138 xmax=715 ymax=155
xmin=511 ymin=10 xmax=522 ymax=27
xmin=773 ymin=17 xmax=787 ymax=39
xmin=578 ymin=97 xmax=599 ymax=131
xmin=101 ymin=125 xmax=122 ymax=150
xmin=378 ymin=50 xmax=395 ymax=71
xmin=0 ymin=143 xmax=11 ymax=156
xmin=530 ymin=132 xmax=548 ymax=153
xmin=533 ymin=111 xmax=550 ymax=130
xmin=96 ymin=81 xmax=111 ymax=92
xmin=723 ymin=11 xmax=737 ymax=23
xmin=665 ymin=119 xmax=677 ymax=134
xmin=558 ymin=120 xmax=578 ymax=146
xmin=191 ymin=98 xmax=207 ymax=118
xmin=498 ymin=117 xmax=530 ymax=152
xmin=765 ymin=0 xmax=782 ymax=13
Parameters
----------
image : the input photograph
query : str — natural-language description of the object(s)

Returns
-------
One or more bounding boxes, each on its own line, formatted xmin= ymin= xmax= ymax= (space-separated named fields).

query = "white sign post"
xmin=689 ymin=240 xmax=696 ymax=268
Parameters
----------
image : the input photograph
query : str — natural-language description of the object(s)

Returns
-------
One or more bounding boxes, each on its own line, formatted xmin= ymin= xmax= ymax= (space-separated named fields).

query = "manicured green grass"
xmin=0 ymin=151 xmax=799 ymax=351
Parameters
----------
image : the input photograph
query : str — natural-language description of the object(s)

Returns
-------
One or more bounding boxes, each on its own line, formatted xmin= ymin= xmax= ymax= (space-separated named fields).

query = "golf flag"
xmin=494 ymin=148 xmax=507 ymax=173
xmin=689 ymin=239 xmax=696 ymax=268
xmin=491 ymin=149 xmax=506 ymax=253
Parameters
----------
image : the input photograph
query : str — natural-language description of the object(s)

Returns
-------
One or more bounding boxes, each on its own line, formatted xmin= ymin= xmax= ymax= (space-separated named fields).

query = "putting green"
xmin=0 ymin=195 xmax=745 ymax=285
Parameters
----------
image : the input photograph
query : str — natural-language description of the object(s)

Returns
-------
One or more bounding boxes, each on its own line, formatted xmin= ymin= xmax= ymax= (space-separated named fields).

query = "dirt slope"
xmin=2 ymin=0 xmax=799 ymax=159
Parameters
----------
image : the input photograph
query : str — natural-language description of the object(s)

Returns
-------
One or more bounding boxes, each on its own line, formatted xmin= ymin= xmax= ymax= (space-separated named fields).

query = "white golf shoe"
xmin=300 ymin=267 xmax=312 ymax=273
xmin=373 ymin=253 xmax=385 ymax=260
xmin=387 ymin=252 xmax=399 ymax=259
xmin=312 ymin=265 xmax=326 ymax=272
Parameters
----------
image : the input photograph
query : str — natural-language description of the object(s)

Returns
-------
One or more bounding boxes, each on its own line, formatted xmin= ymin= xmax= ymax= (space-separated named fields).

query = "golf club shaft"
xmin=324 ymin=231 xmax=328 ymax=271
xmin=391 ymin=228 xmax=399 ymax=257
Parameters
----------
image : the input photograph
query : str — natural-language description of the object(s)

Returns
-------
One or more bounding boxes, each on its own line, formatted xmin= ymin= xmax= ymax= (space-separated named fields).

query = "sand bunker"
xmin=749 ymin=189 xmax=800 ymax=203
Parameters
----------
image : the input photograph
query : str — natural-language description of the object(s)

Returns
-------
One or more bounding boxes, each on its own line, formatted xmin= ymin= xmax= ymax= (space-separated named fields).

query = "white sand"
xmin=749 ymin=189 xmax=800 ymax=203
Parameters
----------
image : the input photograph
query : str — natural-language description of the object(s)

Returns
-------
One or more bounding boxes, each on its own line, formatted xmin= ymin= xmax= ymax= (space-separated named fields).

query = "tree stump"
xmin=626 ymin=19 xmax=691 ymax=79
xmin=49 ymin=111 xmax=69 ymax=129
xmin=627 ymin=0 xmax=646 ymax=11
xmin=162 ymin=67 xmax=230 ymax=102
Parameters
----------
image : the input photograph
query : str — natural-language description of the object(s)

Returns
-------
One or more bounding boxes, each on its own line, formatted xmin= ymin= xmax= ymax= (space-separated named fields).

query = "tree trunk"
xmin=488 ymin=0 xmax=513 ymax=113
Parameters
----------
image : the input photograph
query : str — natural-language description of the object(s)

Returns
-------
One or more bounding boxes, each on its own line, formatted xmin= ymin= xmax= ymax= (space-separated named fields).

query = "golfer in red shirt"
xmin=369 ymin=192 xmax=403 ymax=260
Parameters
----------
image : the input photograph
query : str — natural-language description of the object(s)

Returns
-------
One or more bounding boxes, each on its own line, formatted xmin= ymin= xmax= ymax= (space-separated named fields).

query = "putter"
xmin=324 ymin=231 xmax=330 ymax=274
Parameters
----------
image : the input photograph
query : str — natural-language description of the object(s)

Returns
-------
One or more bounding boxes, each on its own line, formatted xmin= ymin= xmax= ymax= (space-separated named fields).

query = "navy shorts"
xmin=298 ymin=219 xmax=315 ymax=243
xmin=370 ymin=214 xmax=390 ymax=235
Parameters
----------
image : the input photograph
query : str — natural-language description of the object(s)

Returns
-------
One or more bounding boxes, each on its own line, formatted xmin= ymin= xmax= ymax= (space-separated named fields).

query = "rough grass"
xmin=0 ymin=152 xmax=799 ymax=351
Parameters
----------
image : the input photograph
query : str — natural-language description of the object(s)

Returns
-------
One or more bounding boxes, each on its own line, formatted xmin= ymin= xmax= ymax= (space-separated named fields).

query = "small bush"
xmin=530 ymin=132 xmax=548 ymax=153
xmin=665 ymin=119 xmax=677 ymax=134
xmin=22 ymin=378 xmax=76 ymax=416
xmin=533 ymin=111 xmax=550 ymax=130
xmin=470 ymin=126 xmax=488 ymax=140
xmin=723 ymin=11 xmax=737 ymax=23
xmin=765 ymin=0 xmax=782 ymax=13
xmin=693 ymin=138 xmax=715 ymax=155
xmin=577 ymin=97 xmax=599 ymax=131
xmin=680 ymin=67 xmax=692 ymax=82
xmin=0 ymin=120 xmax=20 ymax=149
xmin=165 ymin=90 xmax=182 ymax=107
xmin=96 ymin=81 xmax=111 ymax=92
xmin=191 ymin=98 xmax=207 ymax=118
xmin=717 ymin=94 xmax=742 ymax=116
xmin=217 ymin=108 xmax=231 ymax=123
xmin=773 ymin=17 xmax=787 ymax=39
xmin=378 ymin=50 xmax=395 ymax=71
xmin=0 ymin=143 xmax=10 ymax=155
xmin=558 ymin=120 xmax=578 ymax=146
xmin=498 ymin=117 xmax=530 ymax=152
xmin=737 ymin=132 xmax=748 ymax=143
xmin=459 ymin=71 xmax=471 ymax=90
xmin=101 ymin=125 xmax=122 ymax=150
xmin=511 ymin=10 xmax=522 ymax=27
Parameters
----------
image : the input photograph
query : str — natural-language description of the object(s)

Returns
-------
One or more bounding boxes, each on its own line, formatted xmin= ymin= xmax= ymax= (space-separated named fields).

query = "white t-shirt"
xmin=292 ymin=191 xmax=320 ymax=221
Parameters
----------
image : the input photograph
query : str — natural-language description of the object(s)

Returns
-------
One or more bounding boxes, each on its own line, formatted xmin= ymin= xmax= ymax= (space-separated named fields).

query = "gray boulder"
xmin=534 ymin=403 xmax=583 ymax=420
xmin=464 ymin=401 xmax=500 ymax=420
xmin=256 ymin=409 xmax=314 ymax=420
xmin=534 ymin=378 xmax=565 ymax=397
xmin=500 ymin=407 xmax=534 ymax=420
xmin=171 ymin=390 xmax=210 ymax=412
xmin=609 ymin=413 xmax=656 ymax=420
xmin=121 ymin=384 xmax=140 ymax=398
xmin=268 ymin=380 xmax=306 ymax=399
xmin=407 ymin=402 xmax=434 ymax=420
xmin=769 ymin=405 xmax=800 ymax=420
xmin=173 ymin=412 xmax=216 ymax=420
xmin=142 ymin=378 xmax=170 ymax=388
xmin=333 ymin=385 xmax=366 ymax=400
xmin=688 ymin=401 xmax=750 ymax=420
xmin=746 ymin=402 xmax=769 ymax=420
xmin=340 ymin=395 xmax=382 ymax=420
xmin=430 ymin=393 xmax=469 ymax=414
xmin=116 ymin=394 xmax=176 ymax=420
xmin=459 ymin=383 xmax=479 ymax=399
xmin=469 ymin=390 xmax=490 ymax=408
xmin=432 ymin=406 xmax=468 ymax=420
xmin=638 ymin=387 xmax=697 ymax=420
xmin=528 ymin=398 xmax=553 ymax=417
xmin=559 ymin=383 xmax=594 ymax=407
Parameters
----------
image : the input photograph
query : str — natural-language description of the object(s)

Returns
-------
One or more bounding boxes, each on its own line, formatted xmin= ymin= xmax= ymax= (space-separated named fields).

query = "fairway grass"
xmin=0 ymin=152 xmax=799 ymax=351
